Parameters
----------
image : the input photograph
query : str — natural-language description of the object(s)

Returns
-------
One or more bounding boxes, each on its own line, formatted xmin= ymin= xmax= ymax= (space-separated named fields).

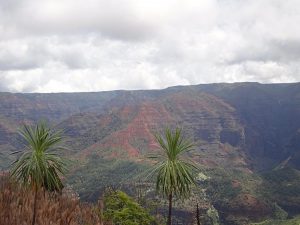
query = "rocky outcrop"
xmin=1 ymin=83 xmax=300 ymax=171
xmin=1 ymin=83 xmax=300 ymax=224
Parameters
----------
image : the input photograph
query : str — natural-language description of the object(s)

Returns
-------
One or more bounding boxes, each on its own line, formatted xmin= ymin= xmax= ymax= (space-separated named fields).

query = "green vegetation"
xmin=251 ymin=215 xmax=300 ymax=225
xmin=10 ymin=122 xmax=68 ymax=225
xmin=261 ymin=167 xmax=300 ymax=212
xmin=10 ymin=122 xmax=68 ymax=191
xmin=272 ymin=203 xmax=288 ymax=220
xmin=103 ymin=189 xmax=156 ymax=225
xmin=206 ymin=206 xmax=220 ymax=225
xmin=203 ymin=168 xmax=257 ymax=202
xmin=2 ymin=84 xmax=300 ymax=225
xmin=148 ymin=127 xmax=198 ymax=225
xmin=68 ymin=154 xmax=148 ymax=201
xmin=5 ymin=122 xmax=156 ymax=225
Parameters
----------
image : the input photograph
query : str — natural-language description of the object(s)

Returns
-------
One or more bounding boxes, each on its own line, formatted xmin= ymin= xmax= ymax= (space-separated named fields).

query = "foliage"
xmin=202 ymin=168 xmax=243 ymax=202
xmin=272 ymin=203 xmax=288 ymax=220
xmin=148 ymin=127 xmax=198 ymax=225
xmin=204 ymin=178 xmax=241 ymax=202
xmin=206 ymin=206 xmax=220 ymax=225
xmin=148 ymin=127 xmax=198 ymax=199
xmin=103 ymin=189 xmax=156 ymax=225
xmin=196 ymin=172 xmax=209 ymax=181
xmin=261 ymin=167 xmax=300 ymax=213
xmin=251 ymin=215 xmax=300 ymax=225
xmin=67 ymin=155 xmax=147 ymax=201
xmin=10 ymin=122 xmax=68 ymax=191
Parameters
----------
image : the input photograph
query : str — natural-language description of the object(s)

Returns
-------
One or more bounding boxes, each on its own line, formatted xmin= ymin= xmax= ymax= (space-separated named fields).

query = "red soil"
xmin=80 ymin=102 xmax=174 ymax=159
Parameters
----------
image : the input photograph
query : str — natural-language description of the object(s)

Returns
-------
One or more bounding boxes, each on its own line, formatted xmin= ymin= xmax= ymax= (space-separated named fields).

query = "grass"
xmin=0 ymin=175 xmax=106 ymax=225
xmin=251 ymin=215 xmax=300 ymax=225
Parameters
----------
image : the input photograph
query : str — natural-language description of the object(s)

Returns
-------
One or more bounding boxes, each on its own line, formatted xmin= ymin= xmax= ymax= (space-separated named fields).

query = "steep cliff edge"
xmin=1 ymin=83 xmax=300 ymax=224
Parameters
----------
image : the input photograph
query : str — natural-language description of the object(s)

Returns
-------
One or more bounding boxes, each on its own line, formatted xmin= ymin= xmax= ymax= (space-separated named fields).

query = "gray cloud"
xmin=227 ymin=39 xmax=300 ymax=65
xmin=0 ymin=0 xmax=299 ymax=92
xmin=0 ymin=0 xmax=158 ymax=41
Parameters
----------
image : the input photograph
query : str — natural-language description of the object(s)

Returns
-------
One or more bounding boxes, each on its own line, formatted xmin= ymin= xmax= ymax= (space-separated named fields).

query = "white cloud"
xmin=0 ymin=0 xmax=299 ymax=92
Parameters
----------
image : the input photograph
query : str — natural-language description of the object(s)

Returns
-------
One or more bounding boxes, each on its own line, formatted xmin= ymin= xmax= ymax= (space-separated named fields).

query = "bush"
xmin=103 ymin=189 xmax=156 ymax=225
xmin=272 ymin=203 xmax=288 ymax=220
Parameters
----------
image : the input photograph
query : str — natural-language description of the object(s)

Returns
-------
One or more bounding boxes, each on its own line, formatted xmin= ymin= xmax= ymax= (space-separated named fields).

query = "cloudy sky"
xmin=0 ymin=0 xmax=300 ymax=92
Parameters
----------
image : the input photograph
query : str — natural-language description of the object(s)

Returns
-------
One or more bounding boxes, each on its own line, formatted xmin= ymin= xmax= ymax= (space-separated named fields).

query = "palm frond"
xmin=148 ymin=127 xmax=199 ymax=199
xmin=10 ymin=122 xmax=68 ymax=192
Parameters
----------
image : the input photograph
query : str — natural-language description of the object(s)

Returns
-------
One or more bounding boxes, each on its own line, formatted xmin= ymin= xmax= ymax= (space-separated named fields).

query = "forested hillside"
xmin=1 ymin=82 xmax=300 ymax=224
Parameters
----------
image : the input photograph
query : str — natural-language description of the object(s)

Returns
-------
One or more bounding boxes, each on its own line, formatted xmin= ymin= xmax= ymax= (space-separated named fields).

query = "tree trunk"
xmin=167 ymin=193 xmax=172 ymax=225
xmin=98 ymin=195 xmax=104 ymax=225
xmin=31 ymin=185 xmax=38 ymax=225
xmin=196 ymin=203 xmax=201 ymax=225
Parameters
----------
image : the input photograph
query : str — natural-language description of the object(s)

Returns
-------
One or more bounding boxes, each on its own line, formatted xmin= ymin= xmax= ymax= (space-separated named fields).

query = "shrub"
xmin=272 ymin=203 xmax=288 ymax=220
xmin=0 ymin=176 xmax=104 ymax=225
xmin=103 ymin=189 xmax=156 ymax=225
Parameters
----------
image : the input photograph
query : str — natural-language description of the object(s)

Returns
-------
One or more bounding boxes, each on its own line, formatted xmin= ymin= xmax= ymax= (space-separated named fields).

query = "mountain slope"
xmin=1 ymin=83 xmax=300 ymax=224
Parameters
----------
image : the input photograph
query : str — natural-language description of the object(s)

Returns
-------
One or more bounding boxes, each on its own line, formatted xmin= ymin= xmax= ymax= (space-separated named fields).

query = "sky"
xmin=0 ymin=0 xmax=300 ymax=93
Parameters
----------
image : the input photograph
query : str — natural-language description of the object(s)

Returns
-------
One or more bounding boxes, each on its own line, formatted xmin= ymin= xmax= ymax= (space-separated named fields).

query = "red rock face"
xmin=2 ymin=84 xmax=300 ymax=223
xmin=81 ymin=102 xmax=174 ymax=159
xmin=2 ymin=83 xmax=300 ymax=174
xmin=75 ymin=90 xmax=249 ymax=170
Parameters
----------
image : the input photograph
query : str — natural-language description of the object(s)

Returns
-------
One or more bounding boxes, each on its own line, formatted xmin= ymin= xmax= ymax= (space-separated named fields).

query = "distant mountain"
xmin=1 ymin=82 xmax=300 ymax=170
xmin=1 ymin=82 xmax=300 ymax=224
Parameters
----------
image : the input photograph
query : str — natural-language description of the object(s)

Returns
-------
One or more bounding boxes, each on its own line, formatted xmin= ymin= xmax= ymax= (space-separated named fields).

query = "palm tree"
xmin=10 ymin=122 xmax=68 ymax=225
xmin=148 ymin=127 xmax=198 ymax=225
